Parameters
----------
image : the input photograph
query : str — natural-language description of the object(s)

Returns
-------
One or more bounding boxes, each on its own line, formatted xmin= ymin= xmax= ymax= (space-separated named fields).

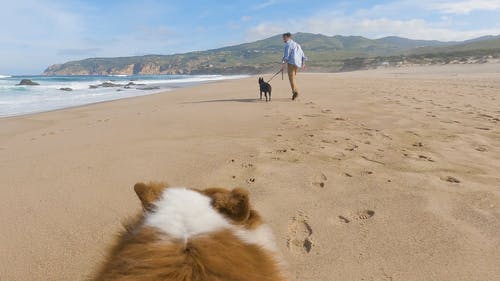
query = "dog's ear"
xmin=205 ymin=188 xmax=251 ymax=223
xmin=134 ymin=182 xmax=168 ymax=212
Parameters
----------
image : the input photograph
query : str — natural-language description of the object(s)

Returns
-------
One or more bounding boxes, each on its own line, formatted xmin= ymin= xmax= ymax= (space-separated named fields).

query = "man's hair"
xmin=283 ymin=32 xmax=292 ymax=38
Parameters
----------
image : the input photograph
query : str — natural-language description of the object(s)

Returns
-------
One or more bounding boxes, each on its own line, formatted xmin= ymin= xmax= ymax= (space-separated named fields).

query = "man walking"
xmin=281 ymin=32 xmax=307 ymax=100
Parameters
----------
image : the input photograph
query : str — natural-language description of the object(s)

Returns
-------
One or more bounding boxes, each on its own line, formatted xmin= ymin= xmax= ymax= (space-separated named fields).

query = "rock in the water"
xmin=124 ymin=82 xmax=146 ymax=89
xmin=16 ymin=79 xmax=39 ymax=86
xmin=59 ymin=87 xmax=73 ymax=91
xmin=100 ymin=82 xmax=122 ymax=87
xmin=89 ymin=82 xmax=123 ymax=89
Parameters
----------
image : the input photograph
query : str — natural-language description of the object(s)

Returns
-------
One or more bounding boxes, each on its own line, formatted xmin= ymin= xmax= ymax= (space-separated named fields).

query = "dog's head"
xmin=258 ymin=77 xmax=264 ymax=84
xmin=133 ymin=182 xmax=263 ymax=231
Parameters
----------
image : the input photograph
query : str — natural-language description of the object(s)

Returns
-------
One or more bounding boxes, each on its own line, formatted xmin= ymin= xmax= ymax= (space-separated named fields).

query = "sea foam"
xmin=0 ymin=74 xmax=247 ymax=117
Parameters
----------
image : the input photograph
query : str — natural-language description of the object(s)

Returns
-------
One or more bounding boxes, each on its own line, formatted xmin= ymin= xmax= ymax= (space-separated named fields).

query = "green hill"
xmin=43 ymin=33 xmax=500 ymax=75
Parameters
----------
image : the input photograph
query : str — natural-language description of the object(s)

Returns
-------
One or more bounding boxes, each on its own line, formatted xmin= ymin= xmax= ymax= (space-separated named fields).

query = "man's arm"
xmin=281 ymin=43 xmax=290 ymax=69
xmin=300 ymin=46 xmax=307 ymax=70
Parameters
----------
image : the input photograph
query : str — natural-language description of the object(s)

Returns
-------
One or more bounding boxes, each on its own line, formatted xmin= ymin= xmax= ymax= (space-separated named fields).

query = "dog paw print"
xmin=245 ymin=178 xmax=256 ymax=184
xmin=312 ymin=172 xmax=328 ymax=188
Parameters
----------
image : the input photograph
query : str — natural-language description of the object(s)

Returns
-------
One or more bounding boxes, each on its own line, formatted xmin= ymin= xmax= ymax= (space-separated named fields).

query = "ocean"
xmin=0 ymin=74 xmax=246 ymax=117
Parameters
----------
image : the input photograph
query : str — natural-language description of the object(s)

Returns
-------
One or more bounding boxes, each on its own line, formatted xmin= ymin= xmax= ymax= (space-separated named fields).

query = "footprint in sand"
xmin=41 ymin=131 xmax=56 ymax=136
xmin=418 ymin=155 xmax=435 ymax=162
xmin=442 ymin=176 xmax=460 ymax=183
xmin=345 ymin=144 xmax=358 ymax=151
xmin=338 ymin=209 xmax=375 ymax=224
xmin=475 ymin=146 xmax=488 ymax=152
xmin=360 ymin=170 xmax=374 ymax=176
xmin=287 ymin=214 xmax=314 ymax=254
xmin=412 ymin=142 xmax=424 ymax=147
xmin=245 ymin=178 xmax=256 ymax=184
xmin=312 ymin=172 xmax=328 ymax=188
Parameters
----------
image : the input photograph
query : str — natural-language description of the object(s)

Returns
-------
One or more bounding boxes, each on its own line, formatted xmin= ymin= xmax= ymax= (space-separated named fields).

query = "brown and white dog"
xmin=92 ymin=182 xmax=287 ymax=281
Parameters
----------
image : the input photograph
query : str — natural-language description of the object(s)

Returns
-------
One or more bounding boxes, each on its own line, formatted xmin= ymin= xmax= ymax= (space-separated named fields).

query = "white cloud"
xmin=252 ymin=0 xmax=280 ymax=10
xmin=0 ymin=0 xmax=87 ymax=73
xmin=241 ymin=15 xmax=252 ymax=22
xmin=0 ymin=0 xmax=84 ymax=45
xmin=248 ymin=23 xmax=286 ymax=40
xmin=133 ymin=25 xmax=175 ymax=40
xmin=0 ymin=0 xmax=183 ymax=73
xmin=227 ymin=21 xmax=241 ymax=30
xmin=329 ymin=17 xmax=498 ymax=41
xmin=57 ymin=48 xmax=101 ymax=56
xmin=247 ymin=6 xmax=500 ymax=42
xmin=430 ymin=0 xmax=500 ymax=14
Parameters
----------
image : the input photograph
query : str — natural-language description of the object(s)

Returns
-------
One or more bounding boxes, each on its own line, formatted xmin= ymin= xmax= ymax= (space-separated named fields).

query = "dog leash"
xmin=267 ymin=68 xmax=284 ymax=83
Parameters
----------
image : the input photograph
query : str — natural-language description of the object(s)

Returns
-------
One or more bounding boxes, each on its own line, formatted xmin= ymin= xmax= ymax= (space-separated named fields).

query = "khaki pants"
xmin=287 ymin=64 xmax=299 ymax=94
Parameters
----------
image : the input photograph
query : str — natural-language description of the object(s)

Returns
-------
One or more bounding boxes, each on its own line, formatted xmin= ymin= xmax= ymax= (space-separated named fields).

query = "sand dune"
xmin=0 ymin=64 xmax=499 ymax=280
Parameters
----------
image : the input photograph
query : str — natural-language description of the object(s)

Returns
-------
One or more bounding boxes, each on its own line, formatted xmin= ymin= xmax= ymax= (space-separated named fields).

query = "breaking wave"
xmin=0 ymin=74 xmax=248 ymax=117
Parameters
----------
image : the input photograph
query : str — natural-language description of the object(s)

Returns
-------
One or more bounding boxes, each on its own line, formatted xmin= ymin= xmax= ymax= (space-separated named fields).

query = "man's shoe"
xmin=292 ymin=92 xmax=298 ymax=100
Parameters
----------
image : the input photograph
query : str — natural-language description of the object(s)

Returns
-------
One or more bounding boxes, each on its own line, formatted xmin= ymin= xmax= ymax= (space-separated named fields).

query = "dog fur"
xmin=258 ymin=77 xmax=272 ymax=102
xmin=92 ymin=182 xmax=287 ymax=281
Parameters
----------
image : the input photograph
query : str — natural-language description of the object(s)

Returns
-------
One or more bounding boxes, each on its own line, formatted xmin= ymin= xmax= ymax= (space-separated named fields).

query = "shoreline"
xmin=0 ymin=88 xmax=170 ymax=120
xmin=0 ymin=75 xmax=248 ymax=119
xmin=6 ymin=62 xmax=499 ymax=120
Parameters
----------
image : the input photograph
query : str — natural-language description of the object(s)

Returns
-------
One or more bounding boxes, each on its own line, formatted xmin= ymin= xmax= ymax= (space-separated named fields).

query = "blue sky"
xmin=1 ymin=0 xmax=500 ymax=74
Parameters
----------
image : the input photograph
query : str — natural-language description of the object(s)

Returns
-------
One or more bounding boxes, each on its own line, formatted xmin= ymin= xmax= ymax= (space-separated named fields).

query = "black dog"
xmin=258 ymin=77 xmax=272 ymax=102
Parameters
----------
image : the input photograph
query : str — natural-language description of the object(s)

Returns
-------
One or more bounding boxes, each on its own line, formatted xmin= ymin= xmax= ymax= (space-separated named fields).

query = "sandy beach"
xmin=1 ymin=64 xmax=499 ymax=280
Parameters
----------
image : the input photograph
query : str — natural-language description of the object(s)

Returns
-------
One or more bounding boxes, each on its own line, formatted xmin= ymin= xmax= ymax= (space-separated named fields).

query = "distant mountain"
xmin=411 ymin=37 xmax=500 ymax=54
xmin=374 ymin=36 xmax=452 ymax=48
xmin=463 ymin=35 xmax=500 ymax=44
xmin=43 ymin=33 xmax=500 ymax=75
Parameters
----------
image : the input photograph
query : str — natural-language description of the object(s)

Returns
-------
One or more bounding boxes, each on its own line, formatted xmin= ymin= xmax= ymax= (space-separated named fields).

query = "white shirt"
xmin=282 ymin=39 xmax=307 ymax=68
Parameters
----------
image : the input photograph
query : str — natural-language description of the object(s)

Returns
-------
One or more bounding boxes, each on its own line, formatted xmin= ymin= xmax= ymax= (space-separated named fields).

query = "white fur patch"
xmin=145 ymin=188 xmax=231 ymax=242
xmin=234 ymin=225 xmax=279 ymax=253
xmin=145 ymin=187 xmax=277 ymax=253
